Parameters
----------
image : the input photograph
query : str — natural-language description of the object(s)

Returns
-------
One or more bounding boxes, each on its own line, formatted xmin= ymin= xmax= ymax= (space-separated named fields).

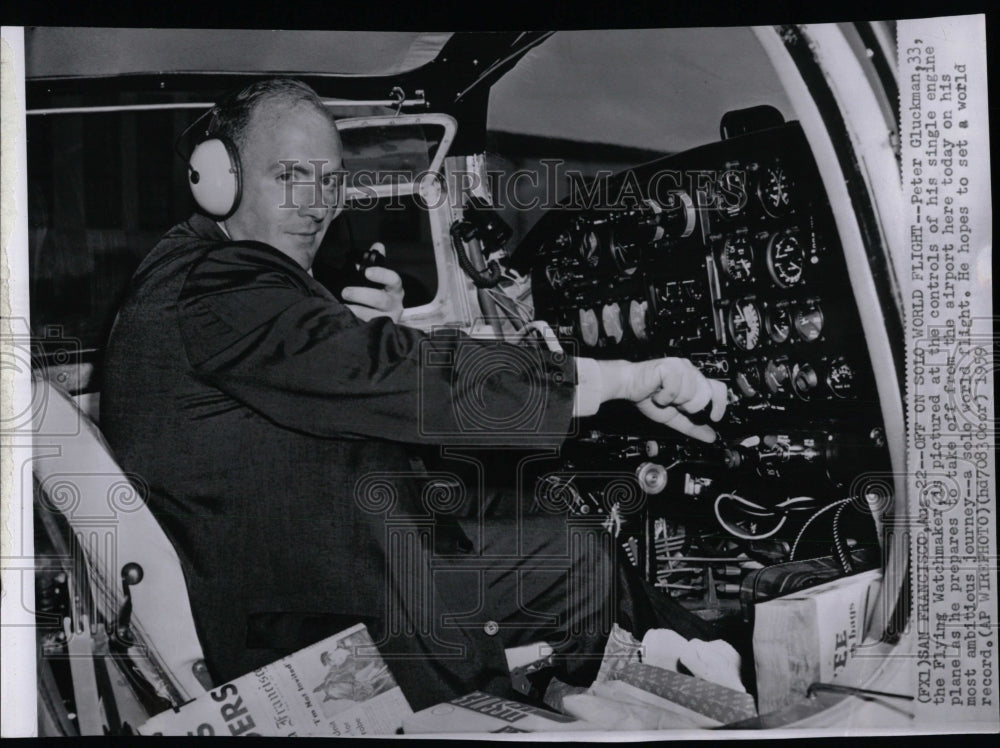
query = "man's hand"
xmin=593 ymin=357 xmax=728 ymax=442
xmin=342 ymin=266 xmax=405 ymax=323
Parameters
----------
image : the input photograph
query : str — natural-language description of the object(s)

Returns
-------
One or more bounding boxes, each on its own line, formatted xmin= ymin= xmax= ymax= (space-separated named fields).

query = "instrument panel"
xmin=514 ymin=120 xmax=888 ymax=609
xmin=519 ymin=121 xmax=881 ymax=427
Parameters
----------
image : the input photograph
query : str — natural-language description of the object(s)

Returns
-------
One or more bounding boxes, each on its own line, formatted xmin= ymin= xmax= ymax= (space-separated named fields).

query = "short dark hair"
xmin=207 ymin=78 xmax=335 ymax=155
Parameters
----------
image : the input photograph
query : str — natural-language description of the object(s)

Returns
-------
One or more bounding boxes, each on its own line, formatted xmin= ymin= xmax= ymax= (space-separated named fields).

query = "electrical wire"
xmin=485 ymin=288 xmax=526 ymax=329
xmin=713 ymin=493 xmax=786 ymax=541
xmin=712 ymin=494 xmax=817 ymax=541
xmin=789 ymin=498 xmax=853 ymax=560
xmin=489 ymin=285 xmax=534 ymax=322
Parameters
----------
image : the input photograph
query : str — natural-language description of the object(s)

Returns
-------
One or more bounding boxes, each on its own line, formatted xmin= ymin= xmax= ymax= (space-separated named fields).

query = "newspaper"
xmin=0 ymin=10 xmax=996 ymax=740
xmin=402 ymin=691 xmax=589 ymax=733
xmin=137 ymin=623 xmax=412 ymax=736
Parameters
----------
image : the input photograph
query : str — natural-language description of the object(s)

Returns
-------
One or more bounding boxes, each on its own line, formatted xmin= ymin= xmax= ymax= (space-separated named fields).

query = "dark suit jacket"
xmin=100 ymin=214 xmax=577 ymax=708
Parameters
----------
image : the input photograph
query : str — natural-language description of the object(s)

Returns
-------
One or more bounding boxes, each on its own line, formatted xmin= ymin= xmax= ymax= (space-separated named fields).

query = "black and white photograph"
xmin=0 ymin=9 xmax=995 ymax=738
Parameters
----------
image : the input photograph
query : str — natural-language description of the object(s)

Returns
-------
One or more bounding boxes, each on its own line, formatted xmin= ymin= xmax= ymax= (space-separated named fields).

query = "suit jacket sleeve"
xmin=177 ymin=241 xmax=577 ymax=444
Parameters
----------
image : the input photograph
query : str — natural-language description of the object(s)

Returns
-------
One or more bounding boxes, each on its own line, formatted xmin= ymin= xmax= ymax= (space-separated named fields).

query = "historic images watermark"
xmin=275 ymin=158 xmax=750 ymax=216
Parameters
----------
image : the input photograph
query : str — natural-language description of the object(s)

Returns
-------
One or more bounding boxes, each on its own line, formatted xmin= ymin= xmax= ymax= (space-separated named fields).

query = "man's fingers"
xmin=648 ymin=359 xmax=684 ymax=407
xmin=709 ymin=379 xmax=728 ymax=422
xmin=635 ymin=399 xmax=718 ymax=443
xmin=363 ymin=266 xmax=403 ymax=291
xmin=649 ymin=359 xmax=711 ymax=414
xmin=677 ymin=375 xmax=714 ymax=416
xmin=341 ymin=285 xmax=392 ymax=309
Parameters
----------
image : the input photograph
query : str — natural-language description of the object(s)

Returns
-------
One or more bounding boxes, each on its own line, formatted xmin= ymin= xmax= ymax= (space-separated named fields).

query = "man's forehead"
xmin=246 ymin=102 xmax=342 ymax=162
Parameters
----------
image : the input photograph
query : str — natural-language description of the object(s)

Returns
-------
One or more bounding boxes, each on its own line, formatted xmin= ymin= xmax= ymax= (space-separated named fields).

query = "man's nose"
xmin=293 ymin=183 xmax=331 ymax=219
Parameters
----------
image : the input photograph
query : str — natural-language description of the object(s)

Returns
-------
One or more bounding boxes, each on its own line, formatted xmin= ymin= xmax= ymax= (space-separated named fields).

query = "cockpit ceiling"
xmin=24 ymin=28 xmax=453 ymax=79
xmin=25 ymin=26 xmax=794 ymax=155
xmin=489 ymin=27 xmax=794 ymax=153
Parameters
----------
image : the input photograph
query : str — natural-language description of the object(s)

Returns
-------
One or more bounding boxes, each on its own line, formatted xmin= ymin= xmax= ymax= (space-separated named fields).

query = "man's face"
xmin=224 ymin=101 xmax=344 ymax=270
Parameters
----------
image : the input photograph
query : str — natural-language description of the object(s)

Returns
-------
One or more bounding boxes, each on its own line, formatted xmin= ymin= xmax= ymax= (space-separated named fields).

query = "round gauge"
xmin=715 ymin=169 xmax=747 ymax=219
xmin=758 ymin=164 xmax=793 ymax=218
xmin=720 ymin=235 xmax=755 ymax=283
xmin=765 ymin=304 xmax=792 ymax=343
xmin=764 ymin=358 xmax=791 ymax=395
xmin=791 ymin=362 xmax=819 ymax=400
xmin=826 ymin=356 xmax=857 ymax=399
xmin=793 ymin=302 xmax=825 ymax=342
xmin=579 ymin=230 xmax=600 ymax=267
xmin=579 ymin=308 xmax=599 ymax=347
xmin=735 ymin=362 xmax=763 ymax=399
xmin=602 ymin=302 xmax=624 ymax=343
xmin=610 ymin=231 xmax=639 ymax=275
xmin=726 ymin=299 xmax=763 ymax=352
xmin=766 ymin=232 xmax=805 ymax=288
xmin=655 ymin=190 xmax=697 ymax=238
xmin=629 ymin=299 xmax=649 ymax=341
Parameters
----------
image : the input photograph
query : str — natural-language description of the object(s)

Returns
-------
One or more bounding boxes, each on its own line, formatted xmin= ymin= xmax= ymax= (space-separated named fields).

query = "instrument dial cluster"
xmin=732 ymin=354 xmax=860 ymax=403
xmin=715 ymin=226 xmax=825 ymax=292
xmin=524 ymin=121 xmax=879 ymax=424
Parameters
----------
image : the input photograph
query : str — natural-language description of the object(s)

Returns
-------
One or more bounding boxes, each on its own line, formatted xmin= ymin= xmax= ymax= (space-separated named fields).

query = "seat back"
xmin=31 ymin=377 xmax=209 ymax=702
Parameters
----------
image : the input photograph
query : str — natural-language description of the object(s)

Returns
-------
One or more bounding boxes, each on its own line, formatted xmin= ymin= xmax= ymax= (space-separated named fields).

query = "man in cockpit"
xmin=100 ymin=78 xmax=728 ymax=710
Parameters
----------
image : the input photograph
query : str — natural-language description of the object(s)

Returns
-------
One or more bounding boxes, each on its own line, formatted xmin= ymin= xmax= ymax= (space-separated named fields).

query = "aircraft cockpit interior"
xmin=11 ymin=23 xmax=924 ymax=735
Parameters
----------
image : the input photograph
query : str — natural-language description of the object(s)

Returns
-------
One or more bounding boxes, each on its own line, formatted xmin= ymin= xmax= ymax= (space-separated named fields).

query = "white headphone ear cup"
xmin=189 ymin=138 xmax=241 ymax=218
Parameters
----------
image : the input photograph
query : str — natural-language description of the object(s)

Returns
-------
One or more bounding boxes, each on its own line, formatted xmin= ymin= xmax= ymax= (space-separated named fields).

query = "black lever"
xmin=116 ymin=562 xmax=144 ymax=646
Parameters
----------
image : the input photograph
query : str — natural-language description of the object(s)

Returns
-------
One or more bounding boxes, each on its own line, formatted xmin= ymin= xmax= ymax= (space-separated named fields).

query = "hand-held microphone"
xmin=352 ymin=242 xmax=387 ymax=288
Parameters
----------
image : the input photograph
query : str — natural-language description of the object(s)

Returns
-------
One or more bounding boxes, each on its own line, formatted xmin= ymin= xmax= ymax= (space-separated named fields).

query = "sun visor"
xmin=25 ymin=28 xmax=453 ymax=79
xmin=337 ymin=114 xmax=457 ymax=201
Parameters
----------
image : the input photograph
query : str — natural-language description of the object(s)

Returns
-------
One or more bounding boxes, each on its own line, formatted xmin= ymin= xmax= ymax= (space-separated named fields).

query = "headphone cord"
xmin=831 ymin=500 xmax=857 ymax=574
xmin=449 ymin=222 xmax=504 ymax=288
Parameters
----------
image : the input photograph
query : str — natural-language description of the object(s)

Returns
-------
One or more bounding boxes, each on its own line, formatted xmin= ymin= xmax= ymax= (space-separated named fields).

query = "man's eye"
xmin=277 ymin=172 xmax=293 ymax=183
xmin=322 ymin=175 xmax=340 ymax=189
